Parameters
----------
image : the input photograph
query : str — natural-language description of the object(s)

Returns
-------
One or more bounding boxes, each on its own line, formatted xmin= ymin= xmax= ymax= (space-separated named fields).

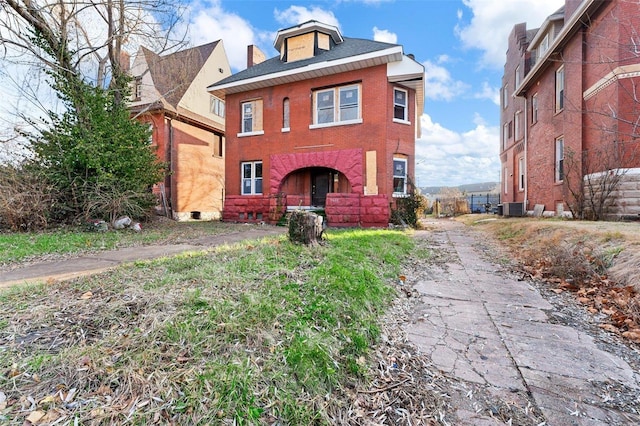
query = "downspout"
xmin=167 ymin=116 xmax=174 ymax=219
xmin=523 ymin=96 xmax=528 ymax=211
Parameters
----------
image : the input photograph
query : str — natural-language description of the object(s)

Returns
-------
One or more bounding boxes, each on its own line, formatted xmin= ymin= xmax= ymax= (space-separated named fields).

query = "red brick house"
xmin=129 ymin=41 xmax=231 ymax=220
xmin=207 ymin=21 xmax=424 ymax=227
xmin=501 ymin=0 xmax=640 ymax=218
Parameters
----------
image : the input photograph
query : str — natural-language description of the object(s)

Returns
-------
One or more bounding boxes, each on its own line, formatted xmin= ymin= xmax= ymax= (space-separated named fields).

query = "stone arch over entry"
xmin=269 ymin=148 xmax=363 ymax=194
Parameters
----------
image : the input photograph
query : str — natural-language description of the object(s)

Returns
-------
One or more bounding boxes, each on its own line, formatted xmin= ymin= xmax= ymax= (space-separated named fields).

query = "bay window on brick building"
xmin=501 ymin=0 xmax=640 ymax=219
xmin=208 ymin=20 xmax=424 ymax=227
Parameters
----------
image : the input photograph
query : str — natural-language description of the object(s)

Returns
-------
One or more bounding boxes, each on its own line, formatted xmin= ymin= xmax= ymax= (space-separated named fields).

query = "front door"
xmin=311 ymin=169 xmax=331 ymax=207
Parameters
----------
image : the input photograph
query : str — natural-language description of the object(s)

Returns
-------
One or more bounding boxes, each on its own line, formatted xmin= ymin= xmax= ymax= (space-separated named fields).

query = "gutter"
xmin=515 ymin=0 xmax=605 ymax=97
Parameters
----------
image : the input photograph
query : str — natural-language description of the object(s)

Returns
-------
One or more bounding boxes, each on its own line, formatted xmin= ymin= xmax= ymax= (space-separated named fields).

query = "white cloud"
xmin=185 ymin=0 xmax=265 ymax=71
xmin=475 ymin=81 xmax=500 ymax=106
xmin=372 ymin=27 xmax=397 ymax=44
xmin=423 ymin=61 xmax=469 ymax=102
xmin=274 ymin=6 xmax=340 ymax=30
xmin=415 ymin=113 xmax=500 ymax=187
xmin=456 ymin=0 xmax=564 ymax=69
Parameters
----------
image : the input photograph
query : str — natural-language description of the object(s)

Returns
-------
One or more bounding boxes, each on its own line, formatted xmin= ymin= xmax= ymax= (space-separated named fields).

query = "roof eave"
xmin=516 ymin=0 xmax=605 ymax=96
xmin=208 ymin=46 xmax=403 ymax=97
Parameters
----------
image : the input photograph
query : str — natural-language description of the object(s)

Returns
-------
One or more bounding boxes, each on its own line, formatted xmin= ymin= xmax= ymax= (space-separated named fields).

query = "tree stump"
xmin=288 ymin=211 xmax=324 ymax=245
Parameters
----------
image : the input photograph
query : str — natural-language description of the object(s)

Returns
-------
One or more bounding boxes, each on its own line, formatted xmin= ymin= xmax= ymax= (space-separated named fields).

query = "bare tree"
xmin=0 ymin=0 xmax=188 ymax=108
xmin=563 ymin=142 xmax=636 ymax=220
xmin=552 ymin=1 xmax=640 ymax=220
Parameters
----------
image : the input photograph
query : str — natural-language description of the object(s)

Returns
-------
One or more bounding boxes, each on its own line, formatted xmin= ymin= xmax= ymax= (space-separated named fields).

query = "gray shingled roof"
xmin=211 ymin=37 xmax=398 ymax=87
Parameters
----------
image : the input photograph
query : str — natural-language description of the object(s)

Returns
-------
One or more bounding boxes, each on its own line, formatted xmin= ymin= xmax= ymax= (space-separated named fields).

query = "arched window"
xmin=282 ymin=97 xmax=290 ymax=131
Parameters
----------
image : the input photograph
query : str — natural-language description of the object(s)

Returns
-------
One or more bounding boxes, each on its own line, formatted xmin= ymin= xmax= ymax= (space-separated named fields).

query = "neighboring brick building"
xmin=501 ymin=0 xmax=640 ymax=218
xmin=129 ymin=41 xmax=231 ymax=220
xmin=208 ymin=21 xmax=424 ymax=227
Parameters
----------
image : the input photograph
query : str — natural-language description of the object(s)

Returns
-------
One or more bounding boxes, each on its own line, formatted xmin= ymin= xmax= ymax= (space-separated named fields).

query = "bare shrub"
xmin=0 ymin=165 xmax=56 ymax=231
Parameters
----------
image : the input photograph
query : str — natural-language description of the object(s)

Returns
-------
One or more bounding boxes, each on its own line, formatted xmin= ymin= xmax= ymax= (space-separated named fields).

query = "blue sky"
xmin=0 ymin=0 xmax=565 ymax=188
xmin=184 ymin=0 xmax=565 ymax=188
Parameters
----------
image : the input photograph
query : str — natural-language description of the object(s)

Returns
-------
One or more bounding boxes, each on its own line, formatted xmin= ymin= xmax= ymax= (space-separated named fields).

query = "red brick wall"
xmin=522 ymin=0 xmax=640 ymax=213
xmin=223 ymin=62 xmax=416 ymax=225
xmin=501 ymin=23 xmax=529 ymax=204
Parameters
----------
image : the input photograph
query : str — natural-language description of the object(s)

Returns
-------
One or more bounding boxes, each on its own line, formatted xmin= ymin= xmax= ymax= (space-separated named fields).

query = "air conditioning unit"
xmin=503 ymin=202 xmax=524 ymax=217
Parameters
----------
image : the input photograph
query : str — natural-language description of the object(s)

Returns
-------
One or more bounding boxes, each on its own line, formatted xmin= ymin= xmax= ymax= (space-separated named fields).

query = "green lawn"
xmin=0 ymin=228 xmax=419 ymax=425
xmin=0 ymin=221 xmax=252 ymax=265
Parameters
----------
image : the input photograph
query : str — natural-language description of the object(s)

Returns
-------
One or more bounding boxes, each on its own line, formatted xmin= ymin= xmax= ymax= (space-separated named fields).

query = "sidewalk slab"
xmin=0 ymin=227 xmax=286 ymax=288
xmin=406 ymin=219 xmax=640 ymax=425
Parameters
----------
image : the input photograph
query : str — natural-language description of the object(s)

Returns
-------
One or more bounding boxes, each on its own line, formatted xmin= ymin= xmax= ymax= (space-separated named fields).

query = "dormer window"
xmin=274 ymin=20 xmax=343 ymax=63
xmin=539 ymin=33 xmax=549 ymax=55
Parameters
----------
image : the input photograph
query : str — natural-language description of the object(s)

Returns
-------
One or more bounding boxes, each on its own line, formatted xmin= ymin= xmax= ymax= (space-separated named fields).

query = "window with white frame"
xmin=514 ymin=110 xmax=522 ymax=140
xmin=502 ymin=123 xmax=509 ymax=150
xmin=312 ymin=84 xmax=361 ymax=126
xmin=515 ymin=65 xmax=521 ymax=88
xmin=241 ymin=161 xmax=263 ymax=195
xmin=134 ymin=76 xmax=143 ymax=100
xmin=239 ymin=100 xmax=264 ymax=136
xmin=555 ymin=137 xmax=564 ymax=182
xmin=531 ymin=93 xmax=538 ymax=124
xmin=210 ymin=96 xmax=225 ymax=118
xmin=393 ymin=88 xmax=408 ymax=122
xmin=555 ymin=66 xmax=565 ymax=112
xmin=393 ymin=157 xmax=407 ymax=196
xmin=504 ymin=167 xmax=508 ymax=194
xmin=540 ymin=33 xmax=549 ymax=55
xmin=282 ymin=98 xmax=290 ymax=131
xmin=518 ymin=157 xmax=525 ymax=191
xmin=503 ymin=83 xmax=509 ymax=109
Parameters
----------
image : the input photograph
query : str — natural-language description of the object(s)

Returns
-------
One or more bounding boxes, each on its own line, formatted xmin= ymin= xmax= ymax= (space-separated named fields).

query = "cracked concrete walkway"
xmin=406 ymin=219 xmax=640 ymax=425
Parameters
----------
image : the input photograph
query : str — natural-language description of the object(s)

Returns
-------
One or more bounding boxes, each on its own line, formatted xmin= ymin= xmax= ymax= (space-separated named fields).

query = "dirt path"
xmin=400 ymin=218 xmax=640 ymax=425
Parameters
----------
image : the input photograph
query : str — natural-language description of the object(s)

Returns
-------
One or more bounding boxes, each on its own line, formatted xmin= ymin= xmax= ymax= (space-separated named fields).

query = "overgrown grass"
xmin=0 ymin=220 xmax=251 ymax=264
xmin=0 ymin=228 xmax=414 ymax=424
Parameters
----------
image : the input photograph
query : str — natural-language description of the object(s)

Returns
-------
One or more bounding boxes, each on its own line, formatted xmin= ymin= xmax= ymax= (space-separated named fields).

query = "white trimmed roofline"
xmin=208 ymin=46 xmax=404 ymax=96
xmin=274 ymin=20 xmax=343 ymax=51
xmin=516 ymin=0 xmax=605 ymax=97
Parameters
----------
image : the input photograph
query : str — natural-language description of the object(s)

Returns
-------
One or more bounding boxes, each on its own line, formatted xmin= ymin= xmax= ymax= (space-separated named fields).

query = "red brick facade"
xmin=210 ymin=22 xmax=423 ymax=227
xmin=502 ymin=0 xmax=640 ymax=217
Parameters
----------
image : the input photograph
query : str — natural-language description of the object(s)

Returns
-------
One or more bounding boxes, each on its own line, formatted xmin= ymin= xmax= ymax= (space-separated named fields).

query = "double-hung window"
xmin=393 ymin=157 xmax=407 ymax=196
xmin=239 ymin=100 xmax=264 ymax=136
xmin=241 ymin=161 xmax=262 ymax=195
xmin=555 ymin=137 xmax=564 ymax=182
xmin=312 ymin=84 xmax=361 ymax=127
xmin=555 ymin=66 xmax=565 ymax=112
xmin=503 ymin=84 xmax=509 ymax=109
xmin=518 ymin=157 xmax=525 ymax=191
xmin=210 ymin=96 xmax=225 ymax=118
xmin=531 ymin=94 xmax=538 ymax=124
xmin=393 ymin=88 xmax=408 ymax=122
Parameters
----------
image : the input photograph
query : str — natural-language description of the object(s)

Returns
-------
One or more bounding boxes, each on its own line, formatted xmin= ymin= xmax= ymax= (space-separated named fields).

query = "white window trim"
xmin=309 ymin=118 xmax=363 ymax=130
xmin=555 ymin=136 xmax=564 ymax=182
xmin=531 ymin=93 xmax=538 ymax=124
xmin=311 ymin=84 xmax=361 ymax=128
xmin=518 ymin=157 xmax=525 ymax=191
xmin=555 ymin=66 xmax=565 ymax=113
xmin=503 ymin=84 xmax=509 ymax=109
xmin=393 ymin=87 xmax=409 ymax=122
xmin=241 ymin=161 xmax=263 ymax=195
xmin=237 ymin=130 xmax=265 ymax=138
xmin=392 ymin=157 xmax=408 ymax=196
xmin=281 ymin=127 xmax=290 ymax=133
xmin=504 ymin=167 xmax=508 ymax=194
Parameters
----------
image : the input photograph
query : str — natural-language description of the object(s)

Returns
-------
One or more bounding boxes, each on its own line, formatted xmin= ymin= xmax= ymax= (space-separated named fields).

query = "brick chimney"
xmin=247 ymin=45 xmax=266 ymax=68
xmin=564 ymin=0 xmax=582 ymax=20
xmin=119 ymin=51 xmax=131 ymax=72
